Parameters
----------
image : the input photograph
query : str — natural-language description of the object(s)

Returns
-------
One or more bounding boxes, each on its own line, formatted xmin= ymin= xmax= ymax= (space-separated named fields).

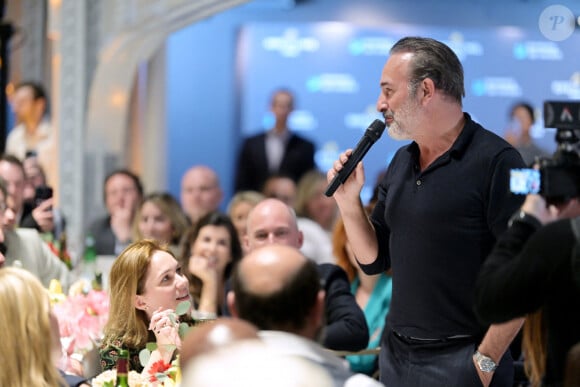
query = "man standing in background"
xmin=234 ymin=88 xmax=316 ymax=192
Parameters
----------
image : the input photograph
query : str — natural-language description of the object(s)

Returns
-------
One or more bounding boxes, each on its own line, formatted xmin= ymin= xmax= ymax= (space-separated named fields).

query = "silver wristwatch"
xmin=474 ymin=350 xmax=498 ymax=372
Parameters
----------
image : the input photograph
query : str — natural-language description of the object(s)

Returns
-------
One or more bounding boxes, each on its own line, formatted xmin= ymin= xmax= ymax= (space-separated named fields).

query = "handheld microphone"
xmin=325 ymin=119 xmax=386 ymax=197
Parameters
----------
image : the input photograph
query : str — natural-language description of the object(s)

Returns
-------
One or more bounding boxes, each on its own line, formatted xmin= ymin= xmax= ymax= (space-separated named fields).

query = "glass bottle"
xmin=82 ymin=235 xmax=98 ymax=292
xmin=115 ymin=349 xmax=130 ymax=387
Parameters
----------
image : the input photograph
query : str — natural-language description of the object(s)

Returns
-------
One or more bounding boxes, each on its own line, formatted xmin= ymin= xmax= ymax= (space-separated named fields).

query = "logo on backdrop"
xmin=348 ymin=37 xmax=396 ymax=56
xmin=444 ymin=32 xmax=484 ymax=61
xmin=538 ymin=5 xmax=576 ymax=42
xmin=471 ymin=77 xmax=522 ymax=97
xmin=306 ymin=73 xmax=359 ymax=93
xmin=551 ymin=72 xmax=580 ymax=99
xmin=513 ymin=41 xmax=563 ymax=60
xmin=261 ymin=28 xmax=320 ymax=57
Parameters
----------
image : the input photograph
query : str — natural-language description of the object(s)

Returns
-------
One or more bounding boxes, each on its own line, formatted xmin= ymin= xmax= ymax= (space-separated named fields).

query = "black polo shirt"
xmin=364 ymin=113 xmax=525 ymax=339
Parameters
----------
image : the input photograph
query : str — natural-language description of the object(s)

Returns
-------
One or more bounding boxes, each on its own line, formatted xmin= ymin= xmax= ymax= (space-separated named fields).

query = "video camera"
xmin=510 ymin=101 xmax=580 ymax=205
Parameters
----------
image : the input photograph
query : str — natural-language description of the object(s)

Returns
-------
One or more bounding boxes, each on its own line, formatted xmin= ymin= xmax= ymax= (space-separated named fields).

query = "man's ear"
xmin=227 ymin=291 xmax=238 ymax=317
xmin=134 ymin=295 xmax=148 ymax=312
xmin=420 ymin=78 xmax=436 ymax=103
xmin=297 ymin=231 xmax=304 ymax=249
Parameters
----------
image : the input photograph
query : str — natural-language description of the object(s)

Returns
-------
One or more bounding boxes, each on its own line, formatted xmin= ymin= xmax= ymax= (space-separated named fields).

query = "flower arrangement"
xmin=49 ymin=279 xmax=109 ymax=356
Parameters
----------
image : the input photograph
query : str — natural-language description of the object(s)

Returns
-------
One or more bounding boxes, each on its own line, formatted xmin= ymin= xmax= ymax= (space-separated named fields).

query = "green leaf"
xmin=156 ymin=373 xmax=168 ymax=381
xmin=175 ymin=300 xmax=191 ymax=316
xmin=179 ymin=322 xmax=191 ymax=339
xmin=103 ymin=382 xmax=114 ymax=387
xmin=146 ymin=342 xmax=158 ymax=352
xmin=139 ymin=348 xmax=151 ymax=367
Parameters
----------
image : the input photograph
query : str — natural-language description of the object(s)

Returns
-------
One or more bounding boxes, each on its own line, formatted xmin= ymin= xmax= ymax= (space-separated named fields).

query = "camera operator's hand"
xmin=32 ymin=198 xmax=55 ymax=233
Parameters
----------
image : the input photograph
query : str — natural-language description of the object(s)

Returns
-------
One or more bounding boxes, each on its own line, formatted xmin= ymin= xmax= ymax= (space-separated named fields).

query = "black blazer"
xmin=234 ymin=132 xmax=316 ymax=192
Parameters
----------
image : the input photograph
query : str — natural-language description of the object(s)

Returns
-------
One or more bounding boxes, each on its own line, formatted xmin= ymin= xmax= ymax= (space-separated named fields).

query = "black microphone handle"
xmin=324 ymin=138 xmax=373 ymax=197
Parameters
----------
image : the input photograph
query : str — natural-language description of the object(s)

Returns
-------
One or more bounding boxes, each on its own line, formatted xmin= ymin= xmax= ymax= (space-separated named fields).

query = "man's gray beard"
xmin=387 ymin=123 xmax=411 ymax=141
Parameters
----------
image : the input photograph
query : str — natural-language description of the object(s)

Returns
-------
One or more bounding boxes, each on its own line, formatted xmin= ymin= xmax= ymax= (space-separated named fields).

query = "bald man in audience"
xmin=180 ymin=165 xmax=223 ymax=224
xmin=228 ymin=244 xmax=382 ymax=387
xmin=241 ymin=198 xmax=368 ymax=352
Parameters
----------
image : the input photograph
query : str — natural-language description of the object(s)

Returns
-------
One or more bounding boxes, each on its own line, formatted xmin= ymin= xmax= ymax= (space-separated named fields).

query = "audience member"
xmin=474 ymin=193 xmax=580 ymax=386
xmin=332 ymin=214 xmax=392 ymax=376
xmin=180 ymin=165 xmax=223 ymax=226
xmin=226 ymin=190 xmax=265 ymax=252
xmin=504 ymin=101 xmax=549 ymax=166
xmin=7 ymin=81 xmax=53 ymax=165
xmin=87 ymin=169 xmax=143 ymax=255
xmin=261 ymin=173 xmax=297 ymax=207
xmin=0 ymin=154 xmax=57 ymax=235
xmin=133 ymin=192 xmax=189 ymax=255
xmin=0 ymin=177 xmax=70 ymax=289
xmin=180 ymin=316 xmax=259 ymax=368
xmin=182 ymin=339 xmax=334 ymax=387
xmin=327 ymin=36 xmax=525 ymax=386
xmin=261 ymin=175 xmax=334 ymax=263
xmin=179 ymin=212 xmax=242 ymax=320
xmin=242 ymin=198 xmax=368 ymax=351
xmin=100 ymin=240 xmax=192 ymax=374
xmin=23 ymin=152 xmax=47 ymax=201
xmin=228 ymin=244 xmax=382 ymax=387
xmin=0 ymin=267 xmax=78 ymax=387
xmin=295 ymin=169 xmax=338 ymax=233
xmin=234 ymin=88 xmax=315 ymax=192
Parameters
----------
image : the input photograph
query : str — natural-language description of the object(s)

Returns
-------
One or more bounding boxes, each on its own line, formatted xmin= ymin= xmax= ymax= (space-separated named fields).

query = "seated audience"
xmin=332 ymin=215 xmax=392 ymax=376
xmin=241 ymin=198 xmax=368 ymax=351
xmin=228 ymin=244 xmax=382 ymax=386
xmin=261 ymin=173 xmax=297 ymax=207
xmin=0 ymin=177 xmax=70 ymax=289
xmin=474 ymin=193 xmax=580 ymax=386
xmin=0 ymin=267 xmax=88 ymax=387
xmin=179 ymin=212 xmax=242 ymax=320
xmin=100 ymin=240 xmax=192 ymax=374
xmin=133 ymin=192 xmax=189 ymax=255
xmin=180 ymin=165 xmax=223 ymax=225
xmin=226 ymin=190 xmax=265 ymax=250
xmin=87 ymin=169 xmax=143 ymax=255
xmin=0 ymin=154 xmax=57 ymax=236
xmin=262 ymin=174 xmax=334 ymax=264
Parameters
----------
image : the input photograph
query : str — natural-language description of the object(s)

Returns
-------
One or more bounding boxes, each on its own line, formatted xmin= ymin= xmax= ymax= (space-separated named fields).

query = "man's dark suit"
xmin=223 ymin=262 xmax=369 ymax=352
xmin=87 ymin=216 xmax=116 ymax=255
xmin=234 ymin=132 xmax=316 ymax=192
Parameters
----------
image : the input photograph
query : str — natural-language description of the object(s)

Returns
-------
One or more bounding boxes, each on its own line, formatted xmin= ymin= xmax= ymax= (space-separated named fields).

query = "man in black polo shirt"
xmin=327 ymin=36 xmax=525 ymax=386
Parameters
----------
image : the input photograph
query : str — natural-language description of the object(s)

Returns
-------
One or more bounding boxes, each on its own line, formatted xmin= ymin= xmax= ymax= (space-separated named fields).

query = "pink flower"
xmin=53 ymin=289 xmax=110 ymax=355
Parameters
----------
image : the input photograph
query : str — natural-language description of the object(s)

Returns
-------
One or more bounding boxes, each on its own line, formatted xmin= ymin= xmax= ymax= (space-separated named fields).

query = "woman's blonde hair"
xmin=0 ymin=267 xmax=65 ymax=387
xmin=133 ymin=192 xmax=190 ymax=245
xmin=102 ymin=240 xmax=174 ymax=350
xmin=523 ymin=310 xmax=547 ymax=387
xmin=226 ymin=190 xmax=265 ymax=215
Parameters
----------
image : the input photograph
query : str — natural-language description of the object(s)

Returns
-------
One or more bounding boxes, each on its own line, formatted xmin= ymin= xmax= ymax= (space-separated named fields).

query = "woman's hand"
xmin=149 ymin=308 xmax=181 ymax=354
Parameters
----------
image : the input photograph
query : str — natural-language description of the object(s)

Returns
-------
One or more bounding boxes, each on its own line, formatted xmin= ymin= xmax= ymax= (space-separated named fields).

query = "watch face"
xmin=476 ymin=352 xmax=497 ymax=372
xmin=479 ymin=358 xmax=496 ymax=372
